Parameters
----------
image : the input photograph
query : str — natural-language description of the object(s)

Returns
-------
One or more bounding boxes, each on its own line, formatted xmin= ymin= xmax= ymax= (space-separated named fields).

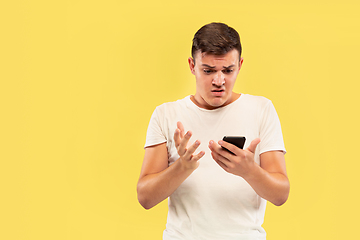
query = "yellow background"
xmin=1 ymin=0 xmax=360 ymax=239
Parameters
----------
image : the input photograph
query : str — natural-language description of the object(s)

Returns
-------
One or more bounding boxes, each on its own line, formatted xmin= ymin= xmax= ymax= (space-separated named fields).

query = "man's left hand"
xmin=208 ymin=138 xmax=261 ymax=178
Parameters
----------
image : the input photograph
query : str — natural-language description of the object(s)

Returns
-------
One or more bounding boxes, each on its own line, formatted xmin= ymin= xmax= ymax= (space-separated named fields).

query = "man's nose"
xmin=212 ymin=72 xmax=225 ymax=86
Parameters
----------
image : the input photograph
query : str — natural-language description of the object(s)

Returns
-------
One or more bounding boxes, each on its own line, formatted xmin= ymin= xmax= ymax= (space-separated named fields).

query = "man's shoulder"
xmin=240 ymin=93 xmax=272 ymax=107
xmin=154 ymin=96 xmax=189 ymax=113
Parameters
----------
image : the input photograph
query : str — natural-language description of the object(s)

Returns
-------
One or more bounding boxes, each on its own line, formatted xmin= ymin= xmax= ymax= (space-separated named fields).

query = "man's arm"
xmin=208 ymin=139 xmax=289 ymax=206
xmin=137 ymin=122 xmax=205 ymax=209
xmin=245 ymin=150 xmax=289 ymax=206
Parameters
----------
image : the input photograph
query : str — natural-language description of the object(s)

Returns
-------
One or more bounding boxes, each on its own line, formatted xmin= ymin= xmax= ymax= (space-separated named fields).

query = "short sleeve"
xmin=258 ymin=101 xmax=286 ymax=155
xmin=144 ymin=107 xmax=167 ymax=148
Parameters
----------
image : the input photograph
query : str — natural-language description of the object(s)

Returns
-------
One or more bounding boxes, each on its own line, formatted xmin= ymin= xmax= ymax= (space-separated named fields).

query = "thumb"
xmin=177 ymin=121 xmax=185 ymax=137
xmin=246 ymin=138 xmax=260 ymax=153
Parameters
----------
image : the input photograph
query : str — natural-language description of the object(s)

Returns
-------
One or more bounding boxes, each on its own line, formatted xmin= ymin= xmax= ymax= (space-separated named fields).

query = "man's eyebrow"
xmin=223 ymin=64 xmax=235 ymax=68
xmin=201 ymin=64 xmax=236 ymax=68
xmin=201 ymin=64 xmax=216 ymax=68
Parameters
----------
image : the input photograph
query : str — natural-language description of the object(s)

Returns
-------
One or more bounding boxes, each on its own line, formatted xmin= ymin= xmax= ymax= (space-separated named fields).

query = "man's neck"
xmin=190 ymin=92 xmax=241 ymax=110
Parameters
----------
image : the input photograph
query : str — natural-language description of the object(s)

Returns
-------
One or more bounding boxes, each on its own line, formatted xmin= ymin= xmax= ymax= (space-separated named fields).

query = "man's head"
xmin=191 ymin=22 xmax=242 ymax=62
xmin=189 ymin=23 xmax=243 ymax=110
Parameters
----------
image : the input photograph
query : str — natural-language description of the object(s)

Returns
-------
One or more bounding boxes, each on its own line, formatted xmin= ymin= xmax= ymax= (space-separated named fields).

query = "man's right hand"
xmin=174 ymin=121 xmax=205 ymax=170
xmin=137 ymin=121 xmax=204 ymax=209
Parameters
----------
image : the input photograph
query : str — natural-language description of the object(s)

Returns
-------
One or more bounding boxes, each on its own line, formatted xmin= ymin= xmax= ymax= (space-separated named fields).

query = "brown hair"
xmin=191 ymin=22 xmax=242 ymax=60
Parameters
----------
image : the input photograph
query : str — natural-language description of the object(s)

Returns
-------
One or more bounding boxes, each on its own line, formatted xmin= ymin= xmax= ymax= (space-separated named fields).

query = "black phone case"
xmin=222 ymin=136 xmax=246 ymax=154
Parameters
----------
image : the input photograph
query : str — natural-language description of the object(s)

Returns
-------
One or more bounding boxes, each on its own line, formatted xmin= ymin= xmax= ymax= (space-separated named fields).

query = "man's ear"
xmin=239 ymin=57 xmax=244 ymax=70
xmin=188 ymin=57 xmax=195 ymax=75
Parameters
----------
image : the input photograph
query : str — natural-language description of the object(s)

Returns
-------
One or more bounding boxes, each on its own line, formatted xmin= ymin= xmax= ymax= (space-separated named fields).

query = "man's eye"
xmin=203 ymin=69 xmax=213 ymax=74
xmin=223 ymin=69 xmax=233 ymax=74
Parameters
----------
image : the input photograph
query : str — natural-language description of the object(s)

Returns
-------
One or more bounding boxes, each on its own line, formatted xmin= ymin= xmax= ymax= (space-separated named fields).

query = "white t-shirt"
xmin=145 ymin=94 xmax=286 ymax=240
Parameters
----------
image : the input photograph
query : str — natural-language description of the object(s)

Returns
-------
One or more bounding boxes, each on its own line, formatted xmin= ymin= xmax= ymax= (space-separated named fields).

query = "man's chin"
xmin=192 ymin=95 xmax=229 ymax=110
xmin=207 ymin=99 xmax=227 ymax=109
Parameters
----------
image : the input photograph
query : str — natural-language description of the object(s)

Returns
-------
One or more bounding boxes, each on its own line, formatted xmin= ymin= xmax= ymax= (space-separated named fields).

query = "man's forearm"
xmin=137 ymin=159 xmax=195 ymax=209
xmin=244 ymin=165 xmax=290 ymax=206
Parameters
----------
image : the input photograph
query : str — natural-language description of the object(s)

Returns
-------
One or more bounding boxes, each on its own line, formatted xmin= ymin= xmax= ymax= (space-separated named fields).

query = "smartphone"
xmin=222 ymin=136 xmax=246 ymax=154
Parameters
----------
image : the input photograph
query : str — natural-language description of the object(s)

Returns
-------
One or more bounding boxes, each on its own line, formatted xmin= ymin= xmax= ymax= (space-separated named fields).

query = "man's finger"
xmin=191 ymin=150 xmax=205 ymax=162
xmin=184 ymin=139 xmax=200 ymax=159
xmin=215 ymin=140 xmax=238 ymax=158
xmin=212 ymin=152 xmax=229 ymax=170
xmin=211 ymin=149 xmax=231 ymax=163
xmin=177 ymin=121 xmax=185 ymax=138
xmin=178 ymin=131 xmax=192 ymax=156
xmin=246 ymin=138 xmax=261 ymax=153
xmin=174 ymin=128 xmax=181 ymax=148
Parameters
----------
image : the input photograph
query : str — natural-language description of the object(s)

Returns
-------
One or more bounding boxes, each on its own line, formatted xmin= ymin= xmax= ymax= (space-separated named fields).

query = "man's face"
xmin=188 ymin=49 xmax=243 ymax=110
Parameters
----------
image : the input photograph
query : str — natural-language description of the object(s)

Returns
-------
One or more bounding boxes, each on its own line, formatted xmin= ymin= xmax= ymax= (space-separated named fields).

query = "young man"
xmin=137 ymin=22 xmax=289 ymax=240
